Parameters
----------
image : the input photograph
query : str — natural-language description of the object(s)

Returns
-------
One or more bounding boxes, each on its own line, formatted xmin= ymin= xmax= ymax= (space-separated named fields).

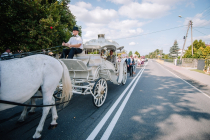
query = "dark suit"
xmin=127 ymin=58 xmax=134 ymax=76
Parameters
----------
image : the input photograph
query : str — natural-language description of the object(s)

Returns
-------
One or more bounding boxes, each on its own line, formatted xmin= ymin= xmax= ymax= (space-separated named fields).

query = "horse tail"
xmin=58 ymin=60 xmax=72 ymax=107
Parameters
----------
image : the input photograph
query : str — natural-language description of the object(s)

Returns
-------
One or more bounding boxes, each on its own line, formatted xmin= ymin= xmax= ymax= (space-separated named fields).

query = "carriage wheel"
xmin=53 ymin=83 xmax=63 ymax=101
xmin=92 ymin=78 xmax=108 ymax=107
xmin=122 ymin=62 xmax=127 ymax=85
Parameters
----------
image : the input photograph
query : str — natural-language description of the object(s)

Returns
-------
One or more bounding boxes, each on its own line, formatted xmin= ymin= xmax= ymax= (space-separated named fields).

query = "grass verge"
xmin=190 ymin=69 xmax=210 ymax=76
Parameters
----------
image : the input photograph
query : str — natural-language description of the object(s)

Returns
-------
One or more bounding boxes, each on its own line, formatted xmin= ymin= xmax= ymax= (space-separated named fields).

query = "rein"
xmin=0 ymin=90 xmax=69 ymax=107
xmin=0 ymin=98 xmax=70 ymax=107
xmin=0 ymin=45 xmax=64 ymax=61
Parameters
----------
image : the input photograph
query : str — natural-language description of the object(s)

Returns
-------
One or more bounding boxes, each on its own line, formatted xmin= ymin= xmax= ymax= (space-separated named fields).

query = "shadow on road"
xmin=122 ymin=65 xmax=210 ymax=140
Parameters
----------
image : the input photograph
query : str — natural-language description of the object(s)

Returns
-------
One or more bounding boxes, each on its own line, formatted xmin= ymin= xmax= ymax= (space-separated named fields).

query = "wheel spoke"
xmin=95 ymin=98 xmax=98 ymax=104
xmin=92 ymin=78 xmax=107 ymax=107
xmin=100 ymin=98 xmax=102 ymax=105
xmin=98 ymin=98 xmax=101 ymax=105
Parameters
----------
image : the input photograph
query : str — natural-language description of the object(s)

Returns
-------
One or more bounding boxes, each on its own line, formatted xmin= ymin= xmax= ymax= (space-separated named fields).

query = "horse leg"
xmin=28 ymin=98 xmax=36 ymax=115
xmin=29 ymin=90 xmax=42 ymax=115
xmin=33 ymin=106 xmax=51 ymax=139
xmin=33 ymin=93 xmax=54 ymax=139
xmin=18 ymin=99 xmax=30 ymax=122
xmin=48 ymin=97 xmax=58 ymax=130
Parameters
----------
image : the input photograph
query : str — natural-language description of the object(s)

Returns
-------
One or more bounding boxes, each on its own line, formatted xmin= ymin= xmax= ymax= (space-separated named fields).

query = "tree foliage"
xmin=134 ymin=51 xmax=140 ymax=57
xmin=169 ymin=40 xmax=179 ymax=58
xmin=0 ymin=0 xmax=79 ymax=53
xmin=164 ymin=54 xmax=169 ymax=59
xmin=128 ymin=51 xmax=132 ymax=57
xmin=183 ymin=39 xmax=210 ymax=59
xmin=146 ymin=49 xmax=160 ymax=59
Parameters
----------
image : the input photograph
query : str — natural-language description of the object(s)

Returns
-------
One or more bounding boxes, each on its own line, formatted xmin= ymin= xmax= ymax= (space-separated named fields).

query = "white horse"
xmin=18 ymin=90 xmax=42 ymax=122
xmin=0 ymin=54 xmax=72 ymax=139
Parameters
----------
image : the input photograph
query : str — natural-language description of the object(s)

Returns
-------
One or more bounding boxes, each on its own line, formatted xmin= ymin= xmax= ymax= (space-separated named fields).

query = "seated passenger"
xmin=60 ymin=26 xmax=83 ymax=59
xmin=107 ymin=50 xmax=116 ymax=63
xmin=1 ymin=48 xmax=12 ymax=57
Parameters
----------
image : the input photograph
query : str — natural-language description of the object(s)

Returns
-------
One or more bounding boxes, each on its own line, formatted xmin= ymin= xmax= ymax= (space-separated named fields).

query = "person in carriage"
xmin=60 ymin=26 xmax=83 ymax=59
xmin=107 ymin=50 xmax=116 ymax=64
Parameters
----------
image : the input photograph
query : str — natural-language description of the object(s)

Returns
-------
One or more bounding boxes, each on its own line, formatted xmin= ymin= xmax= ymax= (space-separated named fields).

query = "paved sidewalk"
xmin=156 ymin=60 xmax=210 ymax=88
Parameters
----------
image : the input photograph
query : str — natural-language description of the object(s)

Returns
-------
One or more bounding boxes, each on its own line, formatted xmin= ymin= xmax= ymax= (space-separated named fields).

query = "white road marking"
xmin=100 ymin=62 xmax=148 ymax=140
xmin=86 ymin=67 xmax=144 ymax=140
xmin=156 ymin=61 xmax=210 ymax=99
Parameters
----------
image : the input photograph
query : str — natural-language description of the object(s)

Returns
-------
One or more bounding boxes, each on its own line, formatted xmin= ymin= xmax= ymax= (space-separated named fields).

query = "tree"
xmin=169 ymin=40 xmax=179 ymax=58
xmin=128 ymin=51 xmax=132 ymax=57
xmin=134 ymin=51 xmax=140 ymax=57
xmin=164 ymin=54 xmax=169 ymax=59
xmin=183 ymin=39 xmax=208 ymax=58
xmin=0 ymin=0 xmax=79 ymax=53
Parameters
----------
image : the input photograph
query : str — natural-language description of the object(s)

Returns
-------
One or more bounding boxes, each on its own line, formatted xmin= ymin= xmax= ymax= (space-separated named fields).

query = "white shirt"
xmin=1 ymin=52 xmax=12 ymax=57
xmin=67 ymin=35 xmax=83 ymax=49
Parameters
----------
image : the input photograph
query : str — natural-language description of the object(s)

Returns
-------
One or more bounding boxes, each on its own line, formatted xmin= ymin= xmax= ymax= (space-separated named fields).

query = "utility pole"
xmin=180 ymin=21 xmax=190 ymax=61
xmin=179 ymin=16 xmax=194 ymax=62
xmin=190 ymin=20 xmax=193 ymax=55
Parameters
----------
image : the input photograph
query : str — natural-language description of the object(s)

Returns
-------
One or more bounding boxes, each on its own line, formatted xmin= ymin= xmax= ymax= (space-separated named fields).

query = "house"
xmin=205 ymin=43 xmax=210 ymax=47
xmin=178 ymin=49 xmax=186 ymax=56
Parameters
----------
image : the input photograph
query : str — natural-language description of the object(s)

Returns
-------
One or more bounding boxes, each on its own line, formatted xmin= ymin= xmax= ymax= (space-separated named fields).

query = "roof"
xmin=84 ymin=34 xmax=120 ymax=51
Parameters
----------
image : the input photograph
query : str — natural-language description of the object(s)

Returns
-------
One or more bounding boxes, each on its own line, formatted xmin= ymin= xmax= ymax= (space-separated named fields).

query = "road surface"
xmin=1 ymin=60 xmax=210 ymax=140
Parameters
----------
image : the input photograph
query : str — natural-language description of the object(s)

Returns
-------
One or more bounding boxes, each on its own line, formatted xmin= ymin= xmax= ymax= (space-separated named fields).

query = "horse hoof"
xmin=28 ymin=112 xmax=36 ymax=115
xmin=48 ymin=124 xmax=58 ymax=130
xmin=32 ymin=136 xmax=41 ymax=140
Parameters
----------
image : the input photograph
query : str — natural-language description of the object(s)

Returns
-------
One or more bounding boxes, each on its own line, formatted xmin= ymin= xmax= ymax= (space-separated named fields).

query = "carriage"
xmin=0 ymin=34 xmax=127 ymax=139
xmin=60 ymin=34 xmax=127 ymax=107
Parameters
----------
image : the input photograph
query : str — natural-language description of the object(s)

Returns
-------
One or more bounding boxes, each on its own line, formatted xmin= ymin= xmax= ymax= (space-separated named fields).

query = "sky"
xmin=68 ymin=0 xmax=210 ymax=56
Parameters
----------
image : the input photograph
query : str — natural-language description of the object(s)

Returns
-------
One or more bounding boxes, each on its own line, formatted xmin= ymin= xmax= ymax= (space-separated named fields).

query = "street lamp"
xmin=178 ymin=15 xmax=193 ymax=61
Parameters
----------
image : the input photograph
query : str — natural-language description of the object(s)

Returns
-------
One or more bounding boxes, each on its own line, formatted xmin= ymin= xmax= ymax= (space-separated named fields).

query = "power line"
xmin=193 ymin=28 xmax=208 ymax=35
xmin=194 ymin=18 xmax=210 ymax=27
xmin=201 ymin=13 xmax=210 ymax=19
xmin=201 ymin=6 xmax=210 ymax=15
xmin=202 ymin=9 xmax=210 ymax=17
xmin=112 ymin=25 xmax=188 ymax=40
xmin=194 ymin=27 xmax=210 ymax=29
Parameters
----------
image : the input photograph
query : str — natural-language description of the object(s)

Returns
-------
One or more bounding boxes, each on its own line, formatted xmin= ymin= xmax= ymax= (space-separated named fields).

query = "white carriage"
xmin=60 ymin=34 xmax=127 ymax=107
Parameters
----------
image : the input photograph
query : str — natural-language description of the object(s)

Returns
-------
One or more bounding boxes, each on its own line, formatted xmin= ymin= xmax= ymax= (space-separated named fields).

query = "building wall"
xmin=178 ymin=49 xmax=185 ymax=56
xmin=181 ymin=58 xmax=205 ymax=68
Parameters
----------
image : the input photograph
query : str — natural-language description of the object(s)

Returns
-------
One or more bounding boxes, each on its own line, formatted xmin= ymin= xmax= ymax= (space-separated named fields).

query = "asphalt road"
xmin=1 ymin=60 xmax=210 ymax=140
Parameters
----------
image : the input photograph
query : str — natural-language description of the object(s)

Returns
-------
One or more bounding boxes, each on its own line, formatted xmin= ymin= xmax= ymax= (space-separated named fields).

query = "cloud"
xmin=183 ymin=13 xmax=210 ymax=27
xmin=119 ymin=2 xmax=170 ymax=19
xmin=194 ymin=34 xmax=210 ymax=41
xmin=69 ymin=3 xmax=117 ymax=24
xmin=186 ymin=2 xmax=195 ymax=8
xmin=142 ymin=0 xmax=184 ymax=5
xmin=108 ymin=20 xmax=145 ymax=30
xmin=129 ymin=42 xmax=136 ymax=45
xmin=107 ymin=0 xmax=133 ymax=4
xmin=75 ymin=1 xmax=92 ymax=9
xmin=83 ymin=26 xmax=144 ymax=40
xmin=69 ymin=1 xmax=145 ymax=44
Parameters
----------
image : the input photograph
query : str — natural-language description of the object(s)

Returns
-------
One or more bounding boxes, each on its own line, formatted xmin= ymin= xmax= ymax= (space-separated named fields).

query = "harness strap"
xmin=0 ymin=99 xmax=70 ymax=107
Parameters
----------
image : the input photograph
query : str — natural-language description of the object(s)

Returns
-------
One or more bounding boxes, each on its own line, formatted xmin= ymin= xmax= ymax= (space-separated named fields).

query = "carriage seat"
xmin=73 ymin=50 xmax=90 ymax=65
xmin=60 ymin=59 xmax=92 ymax=79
